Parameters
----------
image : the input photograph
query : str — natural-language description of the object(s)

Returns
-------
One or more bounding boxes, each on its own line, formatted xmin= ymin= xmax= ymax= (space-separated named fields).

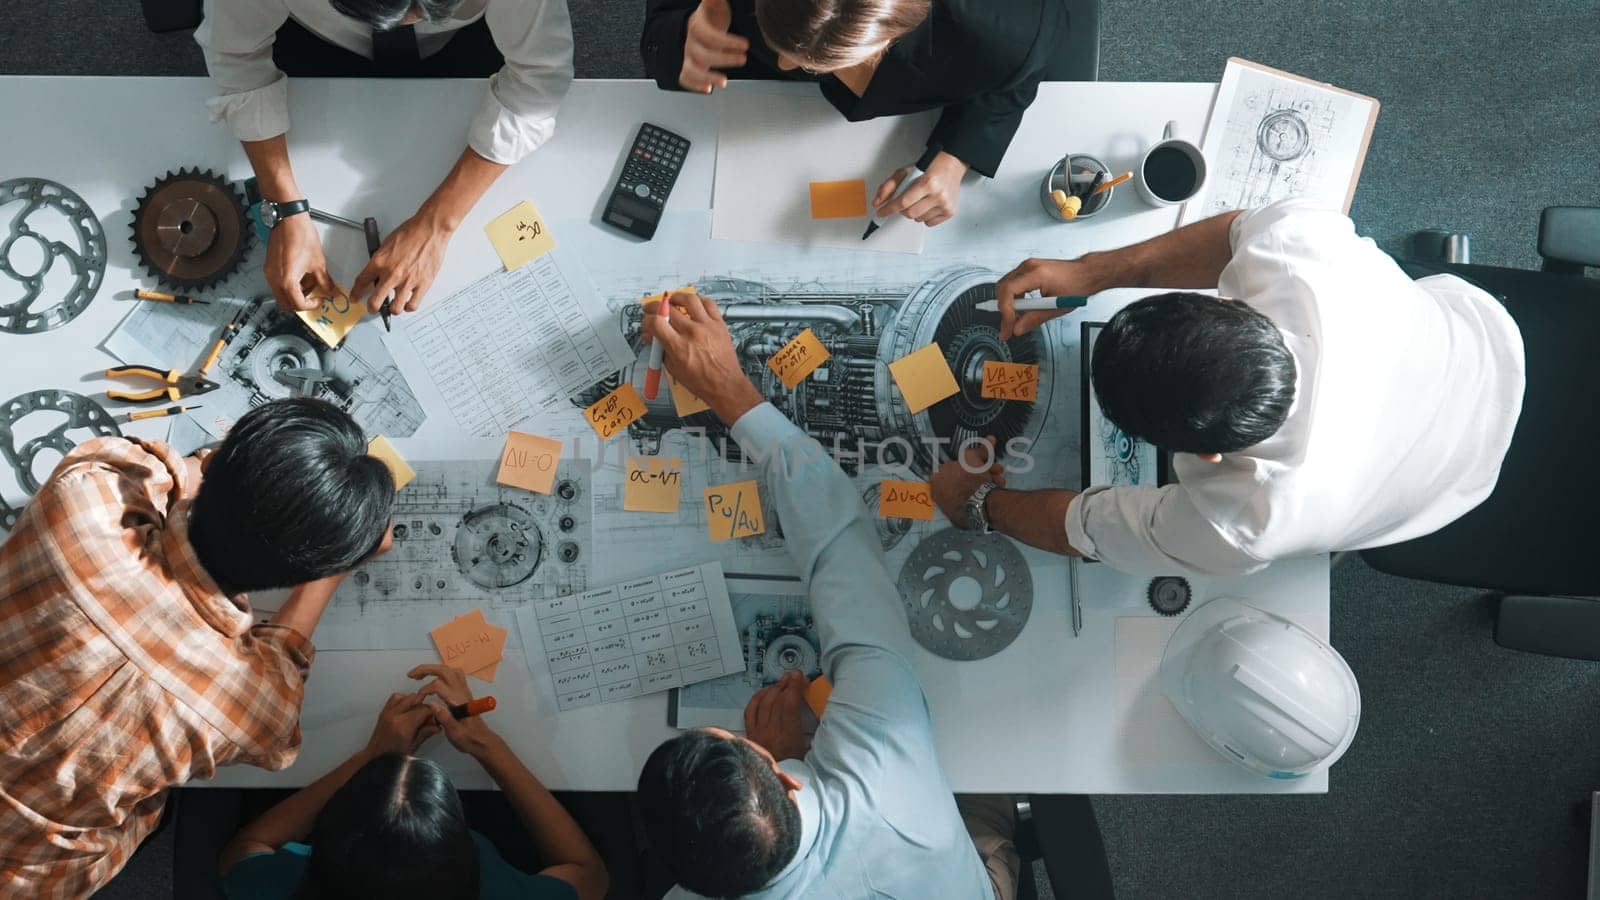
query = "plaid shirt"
xmin=0 ymin=437 xmax=313 ymax=898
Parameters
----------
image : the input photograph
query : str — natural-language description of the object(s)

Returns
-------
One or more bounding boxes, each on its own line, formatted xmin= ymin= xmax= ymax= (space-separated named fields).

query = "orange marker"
xmin=448 ymin=696 xmax=496 ymax=719
xmin=1092 ymin=171 xmax=1133 ymax=195
xmin=643 ymin=291 xmax=671 ymax=400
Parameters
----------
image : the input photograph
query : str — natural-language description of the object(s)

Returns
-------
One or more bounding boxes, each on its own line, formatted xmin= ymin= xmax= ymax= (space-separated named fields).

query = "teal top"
xmin=220 ymin=830 xmax=577 ymax=900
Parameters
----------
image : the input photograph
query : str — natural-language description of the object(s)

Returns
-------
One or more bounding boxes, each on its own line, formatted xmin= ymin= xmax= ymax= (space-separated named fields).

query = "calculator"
xmin=602 ymin=123 xmax=689 ymax=240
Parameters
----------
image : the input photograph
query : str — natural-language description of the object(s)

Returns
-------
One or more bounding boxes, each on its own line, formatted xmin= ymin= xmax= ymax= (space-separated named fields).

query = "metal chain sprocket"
xmin=0 ymin=178 xmax=106 ymax=333
xmin=1147 ymin=576 xmax=1193 ymax=616
xmin=130 ymin=167 xmax=253 ymax=291
xmin=897 ymin=527 xmax=1033 ymax=661
xmin=0 ymin=390 xmax=122 ymax=531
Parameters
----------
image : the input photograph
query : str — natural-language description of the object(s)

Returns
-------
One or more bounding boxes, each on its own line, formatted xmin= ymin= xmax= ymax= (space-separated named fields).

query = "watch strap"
xmin=965 ymin=480 xmax=999 ymax=534
xmin=271 ymin=199 xmax=310 ymax=219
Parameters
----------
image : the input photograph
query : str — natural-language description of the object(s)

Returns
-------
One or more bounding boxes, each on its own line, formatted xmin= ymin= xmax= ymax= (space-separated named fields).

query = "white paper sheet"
xmin=713 ymin=88 xmax=935 ymax=254
xmin=1114 ymin=616 xmax=1216 ymax=765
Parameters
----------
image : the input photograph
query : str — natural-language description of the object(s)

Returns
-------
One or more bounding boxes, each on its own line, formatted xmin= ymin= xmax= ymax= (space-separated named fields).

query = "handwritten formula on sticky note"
xmin=297 ymin=289 xmax=364 ymax=349
xmin=367 ymin=435 xmax=415 ymax=491
xmin=809 ymin=179 xmax=869 ymax=219
xmin=429 ymin=609 xmax=507 ymax=682
xmin=625 ymin=455 xmax=685 ymax=513
xmin=704 ymin=480 xmax=765 ymax=541
xmin=585 ymin=383 xmax=648 ymax=441
xmin=767 ymin=328 xmax=831 ymax=389
xmin=980 ymin=361 xmax=1039 ymax=402
xmin=667 ymin=371 xmax=710 ymax=417
xmin=888 ymin=343 xmax=961 ymax=413
xmin=485 ymin=200 xmax=556 ymax=271
xmin=879 ymin=480 xmax=935 ymax=521
xmin=496 ymin=431 xmax=562 ymax=494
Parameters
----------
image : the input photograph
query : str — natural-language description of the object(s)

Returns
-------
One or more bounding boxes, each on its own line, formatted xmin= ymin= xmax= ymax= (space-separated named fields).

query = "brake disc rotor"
xmin=0 ymin=178 xmax=106 ymax=333
xmin=0 ymin=390 xmax=121 ymax=531
xmin=897 ymin=527 xmax=1033 ymax=661
xmin=130 ymin=168 xmax=252 ymax=291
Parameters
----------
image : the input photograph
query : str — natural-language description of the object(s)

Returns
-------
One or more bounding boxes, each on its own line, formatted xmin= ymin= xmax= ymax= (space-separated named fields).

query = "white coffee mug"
xmin=1135 ymin=120 xmax=1207 ymax=207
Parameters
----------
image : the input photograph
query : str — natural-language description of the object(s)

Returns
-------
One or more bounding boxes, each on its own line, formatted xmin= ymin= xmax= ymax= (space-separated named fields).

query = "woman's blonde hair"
xmin=755 ymin=0 xmax=932 ymax=71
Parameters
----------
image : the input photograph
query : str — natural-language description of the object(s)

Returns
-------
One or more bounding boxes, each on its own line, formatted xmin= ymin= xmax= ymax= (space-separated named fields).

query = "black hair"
xmin=328 ymin=0 xmax=464 ymax=30
xmin=298 ymin=754 xmax=478 ymax=900
xmin=1092 ymin=292 xmax=1297 ymax=454
xmin=637 ymin=730 xmax=802 ymax=898
xmin=189 ymin=397 xmax=394 ymax=595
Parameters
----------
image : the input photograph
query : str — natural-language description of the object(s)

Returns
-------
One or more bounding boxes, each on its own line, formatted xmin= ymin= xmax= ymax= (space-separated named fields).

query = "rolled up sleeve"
xmin=473 ymin=0 xmax=575 ymax=165
xmin=195 ymin=0 xmax=293 ymax=142
xmin=1067 ymin=484 xmax=1267 ymax=577
xmin=227 ymin=623 xmax=314 ymax=770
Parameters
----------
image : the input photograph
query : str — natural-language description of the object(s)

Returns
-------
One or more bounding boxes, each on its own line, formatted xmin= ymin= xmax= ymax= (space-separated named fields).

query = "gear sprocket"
xmin=1147 ymin=576 xmax=1193 ymax=616
xmin=130 ymin=168 xmax=252 ymax=291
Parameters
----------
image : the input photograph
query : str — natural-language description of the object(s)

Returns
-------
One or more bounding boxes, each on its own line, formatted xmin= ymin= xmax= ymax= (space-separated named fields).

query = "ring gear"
xmin=0 ymin=178 xmax=106 ymax=333
xmin=897 ymin=528 xmax=1033 ymax=661
xmin=1147 ymin=576 xmax=1193 ymax=616
xmin=130 ymin=168 xmax=253 ymax=291
xmin=0 ymin=390 xmax=121 ymax=531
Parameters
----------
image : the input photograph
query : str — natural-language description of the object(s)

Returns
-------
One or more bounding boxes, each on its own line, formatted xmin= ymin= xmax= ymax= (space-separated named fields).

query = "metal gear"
xmin=130 ymin=168 xmax=253 ymax=291
xmin=0 ymin=390 xmax=121 ymax=531
xmin=897 ymin=528 xmax=1033 ymax=661
xmin=1147 ymin=576 xmax=1193 ymax=616
xmin=452 ymin=502 xmax=544 ymax=590
xmin=0 ymin=178 xmax=106 ymax=333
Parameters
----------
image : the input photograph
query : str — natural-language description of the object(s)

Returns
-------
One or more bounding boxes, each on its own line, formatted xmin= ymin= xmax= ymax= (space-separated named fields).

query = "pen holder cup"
xmin=1041 ymin=154 xmax=1112 ymax=222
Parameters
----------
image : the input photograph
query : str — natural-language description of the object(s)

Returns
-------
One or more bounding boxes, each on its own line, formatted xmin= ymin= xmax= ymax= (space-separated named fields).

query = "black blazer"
xmin=641 ymin=0 xmax=1072 ymax=177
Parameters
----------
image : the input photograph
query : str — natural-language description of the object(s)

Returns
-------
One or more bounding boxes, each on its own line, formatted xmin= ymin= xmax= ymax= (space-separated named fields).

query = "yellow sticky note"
xmin=888 ymin=343 xmax=961 ymax=413
xmin=980 ymin=361 xmax=1039 ymax=402
xmin=805 ymin=675 xmax=833 ymax=718
xmin=809 ymin=179 xmax=869 ymax=219
xmin=496 ymin=431 xmax=562 ymax=494
xmin=367 ymin=435 xmax=415 ymax=491
xmin=485 ymin=200 xmax=556 ymax=271
xmin=667 ymin=371 xmax=711 ymax=417
xmin=704 ymin=480 xmax=765 ymax=542
xmin=767 ymin=328 xmax=831 ymax=389
xmin=297 ymin=289 xmax=364 ymax=349
xmin=585 ymin=383 xmax=648 ymax=441
xmin=879 ymin=480 xmax=935 ymax=521
xmin=625 ymin=456 xmax=685 ymax=513
xmin=430 ymin=609 xmax=506 ymax=681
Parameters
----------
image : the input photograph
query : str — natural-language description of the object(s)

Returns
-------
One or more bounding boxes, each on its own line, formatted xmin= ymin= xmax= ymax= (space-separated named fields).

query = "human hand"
xmin=994 ymin=257 xmax=1107 ymax=340
xmin=744 ymin=670 xmax=810 ymax=761
xmin=363 ymin=691 xmax=439 ymax=758
xmin=350 ymin=213 xmax=453 ymax=315
xmin=409 ymin=663 xmax=500 ymax=759
xmin=930 ymin=437 xmax=1007 ymax=527
xmin=873 ymin=152 xmax=968 ymax=228
xmin=680 ymin=0 xmax=747 ymax=94
xmin=642 ymin=291 xmax=763 ymax=425
xmin=264 ymin=214 xmax=336 ymax=313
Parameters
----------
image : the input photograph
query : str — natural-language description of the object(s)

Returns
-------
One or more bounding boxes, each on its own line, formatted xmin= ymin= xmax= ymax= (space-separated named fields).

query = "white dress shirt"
xmin=195 ymin=0 xmax=573 ymax=165
xmin=1066 ymin=199 xmax=1526 ymax=576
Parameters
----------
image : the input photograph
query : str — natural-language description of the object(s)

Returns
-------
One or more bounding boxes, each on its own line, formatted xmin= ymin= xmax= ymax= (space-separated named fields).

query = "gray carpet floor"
xmin=6 ymin=2 xmax=1597 ymax=898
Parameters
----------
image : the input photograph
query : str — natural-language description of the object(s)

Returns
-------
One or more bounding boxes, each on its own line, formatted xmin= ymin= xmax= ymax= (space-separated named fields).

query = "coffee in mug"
xmin=1135 ymin=121 xmax=1207 ymax=207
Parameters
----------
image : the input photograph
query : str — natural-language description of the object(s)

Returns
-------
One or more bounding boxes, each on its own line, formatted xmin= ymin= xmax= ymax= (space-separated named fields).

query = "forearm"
xmin=417 ymin=147 xmax=508 ymax=232
xmin=987 ymin=488 xmax=1082 ymax=557
xmin=268 ymin=573 xmax=343 ymax=642
xmin=475 ymin=736 xmax=608 ymax=900
xmin=241 ymin=134 xmax=302 ymax=203
xmin=218 ymin=747 xmax=371 ymax=872
xmin=1081 ymin=209 xmax=1243 ymax=291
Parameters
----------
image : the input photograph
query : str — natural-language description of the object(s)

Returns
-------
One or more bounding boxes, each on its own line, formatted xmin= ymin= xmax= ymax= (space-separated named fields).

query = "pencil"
xmin=135 ymin=289 xmax=208 ymax=305
xmin=1092 ymin=171 xmax=1133 ymax=195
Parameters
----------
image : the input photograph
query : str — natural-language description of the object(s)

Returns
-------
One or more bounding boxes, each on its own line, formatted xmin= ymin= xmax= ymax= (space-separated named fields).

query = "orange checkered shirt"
xmin=0 ymin=437 xmax=313 ymax=898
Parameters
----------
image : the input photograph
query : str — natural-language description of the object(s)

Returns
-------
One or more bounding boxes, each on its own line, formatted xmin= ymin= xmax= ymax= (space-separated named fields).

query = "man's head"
xmin=189 ymin=398 xmax=394 ymax=595
xmin=637 ymin=727 xmax=804 ymax=897
xmin=1092 ymin=292 xmax=1297 ymax=456
xmin=757 ymin=0 xmax=931 ymax=73
xmin=329 ymin=0 xmax=462 ymax=30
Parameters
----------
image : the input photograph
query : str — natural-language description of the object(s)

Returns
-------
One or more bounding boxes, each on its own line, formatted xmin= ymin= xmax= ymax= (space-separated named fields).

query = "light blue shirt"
xmin=668 ymin=403 xmax=993 ymax=900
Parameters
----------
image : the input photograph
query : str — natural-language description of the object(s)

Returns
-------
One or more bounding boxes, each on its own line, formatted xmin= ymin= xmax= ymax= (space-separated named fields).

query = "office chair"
xmin=1053 ymin=0 xmax=1103 ymax=82
xmin=1014 ymin=795 xmax=1117 ymax=900
xmin=1361 ymin=206 xmax=1600 ymax=659
xmin=140 ymin=0 xmax=202 ymax=33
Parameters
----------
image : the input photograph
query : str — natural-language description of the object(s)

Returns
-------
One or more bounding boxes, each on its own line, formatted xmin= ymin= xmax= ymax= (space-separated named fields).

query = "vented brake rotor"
xmin=131 ymin=168 xmax=252 ymax=291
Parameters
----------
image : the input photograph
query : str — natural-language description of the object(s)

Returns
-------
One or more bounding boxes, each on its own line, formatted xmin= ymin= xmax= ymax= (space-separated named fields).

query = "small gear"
xmin=130 ymin=168 xmax=253 ymax=291
xmin=1147 ymin=576 xmax=1192 ymax=616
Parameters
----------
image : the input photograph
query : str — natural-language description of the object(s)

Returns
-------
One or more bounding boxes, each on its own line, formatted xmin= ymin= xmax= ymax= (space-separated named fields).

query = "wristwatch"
xmin=257 ymin=198 xmax=310 ymax=230
xmin=964 ymin=481 xmax=1000 ymax=534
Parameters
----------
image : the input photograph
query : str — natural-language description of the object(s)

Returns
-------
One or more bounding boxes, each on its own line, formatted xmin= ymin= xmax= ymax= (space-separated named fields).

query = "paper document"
xmin=514 ymin=562 xmax=744 ymax=711
xmin=714 ymin=88 xmax=934 ymax=253
xmin=387 ymin=247 xmax=633 ymax=436
xmin=1182 ymin=58 xmax=1380 ymax=224
xmin=669 ymin=578 xmax=817 ymax=731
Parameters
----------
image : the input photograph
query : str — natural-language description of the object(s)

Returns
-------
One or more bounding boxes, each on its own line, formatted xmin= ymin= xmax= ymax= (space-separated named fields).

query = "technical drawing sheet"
xmin=513 ymin=562 xmax=744 ymax=710
xmin=385 ymin=246 xmax=633 ymax=436
xmin=1181 ymin=58 xmax=1380 ymax=225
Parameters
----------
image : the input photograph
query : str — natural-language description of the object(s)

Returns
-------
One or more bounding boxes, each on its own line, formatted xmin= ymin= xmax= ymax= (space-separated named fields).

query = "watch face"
xmin=259 ymin=202 xmax=279 ymax=229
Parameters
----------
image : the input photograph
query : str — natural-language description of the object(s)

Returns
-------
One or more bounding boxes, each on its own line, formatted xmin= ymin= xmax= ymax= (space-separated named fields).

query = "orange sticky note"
xmin=805 ymin=675 xmax=833 ymax=718
xmin=767 ymin=328 xmax=831 ymax=389
xmin=879 ymin=480 xmax=935 ymax=521
xmin=888 ymin=343 xmax=961 ymax=413
xmin=367 ymin=435 xmax=415 ymax=491
xmin=485 ymin=200 xmax=556 ymax=271
xmin=809 ymin=179 xmax=869 ymax=219
xmin=625 ymin=455 xmax=684 ymax=513
xmin=297 ymin=289 xmax=364 ymax=349
xmin=667 ymin=371 xmax=710 ymax=417
xmin=704 ymin=480 xmax=765 ymax=541
xmin=430 ymin=610 xmax=505 ymax=681
xmin=496 ymin=431 xmax=562 ymax=494
xmin=980 ymin=361 xmax=1039 ymax=402
xmin=585 ymin=383 xmax=648 ymax=441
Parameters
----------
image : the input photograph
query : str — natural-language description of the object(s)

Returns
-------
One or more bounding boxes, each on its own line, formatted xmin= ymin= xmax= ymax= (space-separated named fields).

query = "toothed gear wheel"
xmin=130 ymin=168 xmax=252 ymax=291
xmin=1147 ymin=576 xmax=1192 ymax=616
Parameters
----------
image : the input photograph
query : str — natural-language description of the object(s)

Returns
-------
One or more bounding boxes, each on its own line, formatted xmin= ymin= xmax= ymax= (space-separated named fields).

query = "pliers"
xmin=104 ymin=365 xmax=220 ymax=404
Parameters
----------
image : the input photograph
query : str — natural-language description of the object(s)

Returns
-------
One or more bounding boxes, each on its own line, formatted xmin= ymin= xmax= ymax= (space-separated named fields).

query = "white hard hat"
xmin=1159 ymin=598 xmax=1360 ymax=779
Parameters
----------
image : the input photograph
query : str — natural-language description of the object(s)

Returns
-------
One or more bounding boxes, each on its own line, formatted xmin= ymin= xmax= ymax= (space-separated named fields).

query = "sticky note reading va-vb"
xmin=367 ymin=435 xmax=415 ymax=491
xmin=809 ymin=179 xmax=869 ymax=219
xmin=625 ymin=455 xmax=684 ymax=513
xmin=497 ymin=431 xmax=562 ymax=494
xmin=430 ymin=609 xmax=506 ymax=682
xmin=888 ymin=343 xmax=960 ymax=413
xmin=585 ymin=383 xmax=648 ymax=441
xmin=297 ymin=289 xmax=364 ymax=349
xmin=980 ymin=361 xmax=1039 ymax=402
xmin=485 ymin=200 xmax=556 ymax=271
xmin=879 ymin=480 xmax=935 ymax=521
xmin=704 ymin=480 xmax=765 ymax=542
xmin=667 ymin=371 xmax=710 ymax=417
xmin=767 ymin=328 xmax=831 ymax=388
